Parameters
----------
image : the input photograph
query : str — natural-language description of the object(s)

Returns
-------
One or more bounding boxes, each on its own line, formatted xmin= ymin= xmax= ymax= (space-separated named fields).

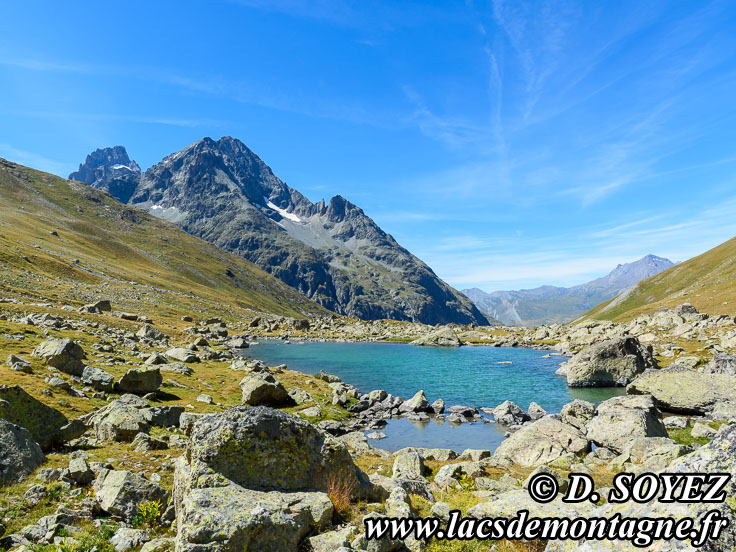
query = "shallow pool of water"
xmin=241 ymin=341 xmax=623 ymax=452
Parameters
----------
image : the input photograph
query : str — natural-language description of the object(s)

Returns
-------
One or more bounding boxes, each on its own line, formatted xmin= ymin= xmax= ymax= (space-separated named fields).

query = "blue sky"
xmin=3 ymin=1 xmax=736 ymax=291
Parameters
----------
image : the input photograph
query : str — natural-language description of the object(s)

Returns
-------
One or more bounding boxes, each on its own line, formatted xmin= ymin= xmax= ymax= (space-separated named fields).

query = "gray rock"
xmin=492 ymin=400 xmax=530 ymax=425
xmin=691 ymin=422 xmax=717 ymax=439
xmin=184 ymin=406 xmax=362 ymax=494
xmin=494 ymin=417 xmax=589 ymax=467
xmin=88 ymin=400 xmax=150 ymax=441
xmin=6 ymin=354 xmax=31 ymax=373
xmin=392 ymin=451 xmax=425 ymax=480
xmin=144 ymin=352 xmax=168 ymax=366
xmin=0 ymin=419 xmax=45 ymax=486
xmin=175 ymin=476 xmax=332 ymax=552
xmin=93 ymin=469 xmax=169 ymax=522
xmin=32 ymin=338 xmax=86 ymax=375
xmin=136 ymin=324 xmax=165 ymax=341
xmin=165 ymin=348 xmax=199 ymax=363
xmin=586 ymin=395 xmax=667 ymax=454
xmin=315 ymin=370 xmax=341 ymax=383
xmin=410 ymin=327 xmax=461 ymax=347
xmin=565 ymin=336 xmax=657 ymax=387
xmin=308 ymin=527 xmax=354 ymax=552
xmin=68 ymin=458 xmax=94 ymax=486
xmin=560 ymin=399 xmax=595 ymax=431
xmin=140 ymin=538 xmax=175 ymax=552
xmin=116 ymin=368 xmax=162 ymax=394
xmin=398 ymin=390 xmax=431 ymax=413
xmin=431 ymin=398 xmax=445 ymax=414
xmin=0 ymin=385 xmax=82 ymax=450
xmin=627 ymin=366 xmax=736 ymax=414
xmin=702 ymin=353 xmax=736 ymax=375
xmin=547 ymin=425 xmax=736 ymax=552
xmin=239 ymin=373 xmax=292 ymax=407
xmin=527 ymin=401 xmax=547 ymax=420
xmin=460 ymin=449 xmax=491 ymax=461
xmin=81 ymin=366 xmax=115 ymax=391
xmin=110 ymin=528 xmax=150 ymax=552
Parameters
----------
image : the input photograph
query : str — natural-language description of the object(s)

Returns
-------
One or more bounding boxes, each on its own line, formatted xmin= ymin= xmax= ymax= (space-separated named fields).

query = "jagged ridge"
xmin=71 ymin=137 xmax=488 ymax=325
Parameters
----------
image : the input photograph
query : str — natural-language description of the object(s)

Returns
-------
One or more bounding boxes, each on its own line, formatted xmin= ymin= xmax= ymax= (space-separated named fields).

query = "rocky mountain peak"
xmin=69 ymin=146 xmax=142 ymax=203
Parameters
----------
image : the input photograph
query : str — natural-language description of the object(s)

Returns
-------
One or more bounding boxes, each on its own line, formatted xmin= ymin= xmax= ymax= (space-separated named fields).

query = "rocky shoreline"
xmin=0 ymin=297 xmax=735 ymax=551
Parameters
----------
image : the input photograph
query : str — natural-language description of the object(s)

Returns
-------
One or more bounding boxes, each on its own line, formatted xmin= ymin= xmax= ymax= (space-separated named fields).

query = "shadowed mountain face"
xmin=463 ymin=255 xmax=675 ymax=326
xmin=71 ymin=137 xmax=488 ymax=325
xmin=69 ymin=146 xmax=142 ymax=204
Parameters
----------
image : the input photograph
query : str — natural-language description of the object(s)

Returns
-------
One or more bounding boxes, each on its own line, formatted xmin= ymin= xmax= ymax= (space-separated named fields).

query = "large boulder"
xmin=493 ymin=416 xmax=589 ymax=466
xmin=492 ymin=400 xmax=529 ymax=426
xmin=627 ymin=366 xmax=736 ymax=414
xmin=239 ymin=374 xmax=292 ymax=407
xmin=32 ymin=338 xmax=86 ymax=376
xmin=173 ymin=407 xmax=380 ymax=552
xmin=165 ymin=348 xmax=199 ymax=363
xmin=565 ymin=336 xmax=656 ymax=387
xmin=410 ymin=328 xmax=462 ymax=347
xmin=136 ymin=324 xmax=165 ymax=341
xmin=398 ymin=390 xmax=431 ymax=413
xmin=86 ymin=398 xmax=151 ymax=441
xmin=392 ymin=451 xmax=425 ymax=480
xmin=116 ymin=368 xmax=162 ymax=395
xmin=546 ymin=424 xmax=736 ymax=552
xmin=0 ymin=419 xmax=45 ymax=486
xmin=175 ymin=469 xmax=332 ymax=552
xmin=185 ymin=406 xmax=360 ymax=493
xmin=94 ymin=469 xmax=170 ymax=522
xmin=586 ymin=395 xmax=667 ymax=454
xmin=0 ymin=385 xmax=83 ymax=450
xmin=81 ymin=366 xmax=115 ymax=391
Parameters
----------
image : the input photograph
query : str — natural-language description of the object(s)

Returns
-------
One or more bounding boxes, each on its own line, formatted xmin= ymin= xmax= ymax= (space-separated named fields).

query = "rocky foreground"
xmin=0 ymin=296 xmax=735 ymax=551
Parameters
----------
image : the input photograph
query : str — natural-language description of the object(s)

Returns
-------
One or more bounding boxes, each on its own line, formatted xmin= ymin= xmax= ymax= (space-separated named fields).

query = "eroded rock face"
xmin=0 ymin=419 xmax=45 ymax=486
xmin=493 ymin=417 xmax=589 ymax=467
xmin=565 ymin=336 xmax=656 ymax=387
xmin=627 ymin=366 xmax=736 ymax=414
xmin=586 ymin=395 xmax=667 ymax=454
xmin=32 ymin=338 xmax=86 ymax=376
xmin=0 ymin=385 xmax=82 ymax=450
xmin=185 ymin=406 xmax=359 ymax=493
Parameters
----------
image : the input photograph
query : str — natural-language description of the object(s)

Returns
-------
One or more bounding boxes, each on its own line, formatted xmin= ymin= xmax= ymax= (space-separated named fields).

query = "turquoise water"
xmin=241 ymin=341 xmax=623 ymax=452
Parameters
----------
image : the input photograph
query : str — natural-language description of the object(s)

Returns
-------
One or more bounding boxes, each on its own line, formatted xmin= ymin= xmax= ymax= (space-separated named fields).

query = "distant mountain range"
xmin=462 ymin=254 xmax=675 ymax=326
xmin=586 ymin=238 xmax=736 ymax=322
xmin=70 ymin=138 xmax=488 ymax=325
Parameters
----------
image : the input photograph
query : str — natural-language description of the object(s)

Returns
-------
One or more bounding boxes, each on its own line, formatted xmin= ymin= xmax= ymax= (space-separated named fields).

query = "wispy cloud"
xmin=0 ymin=143 xmax=71 ymax=176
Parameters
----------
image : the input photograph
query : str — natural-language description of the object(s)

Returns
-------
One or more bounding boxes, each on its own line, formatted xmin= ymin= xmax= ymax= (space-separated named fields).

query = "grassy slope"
xmin=585 ymin=235 xmax=736 ymax=322
xmin=0 ymin=157 xmax=327 ymax=319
